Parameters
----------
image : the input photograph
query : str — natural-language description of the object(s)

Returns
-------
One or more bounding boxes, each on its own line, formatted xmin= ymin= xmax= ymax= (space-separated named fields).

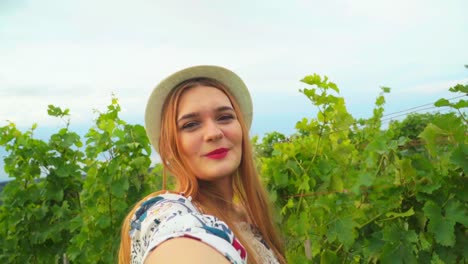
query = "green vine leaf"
xmin=423 ymin=201 xmax=460 ymax=246
xmin=326 ymin=215 xmax=357 ymax=249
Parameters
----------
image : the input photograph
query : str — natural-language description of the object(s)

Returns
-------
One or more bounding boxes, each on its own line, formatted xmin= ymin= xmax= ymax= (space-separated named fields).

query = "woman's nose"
xmin=204 ymin=121 xmax=223 ymax=142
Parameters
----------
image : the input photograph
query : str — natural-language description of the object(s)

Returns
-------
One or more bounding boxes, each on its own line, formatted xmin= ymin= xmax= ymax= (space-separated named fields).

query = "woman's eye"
xmin=181 ymin=122 xmax=199 ymax=130
xmin=218 ymin=114 xmax=235 ymax=122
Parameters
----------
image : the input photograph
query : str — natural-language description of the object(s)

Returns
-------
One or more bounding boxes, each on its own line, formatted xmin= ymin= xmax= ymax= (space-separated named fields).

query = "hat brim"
xmin=145 ymin=65 xmax=253 ymax=153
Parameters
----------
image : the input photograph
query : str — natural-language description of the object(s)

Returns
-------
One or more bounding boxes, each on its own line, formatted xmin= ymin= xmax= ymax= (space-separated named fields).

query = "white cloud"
xmin=0 ymin=0 xmax=467 ymax=131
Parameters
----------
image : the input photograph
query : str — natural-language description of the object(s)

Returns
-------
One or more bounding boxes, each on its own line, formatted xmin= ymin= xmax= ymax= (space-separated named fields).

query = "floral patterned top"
xmin=129 ymin=193 xmax=247 ymax=263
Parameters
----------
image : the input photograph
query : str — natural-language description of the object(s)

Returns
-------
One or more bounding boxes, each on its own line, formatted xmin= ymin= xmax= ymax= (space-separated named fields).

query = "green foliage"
xmin=66 ymin=97 xmax=160 ymax=263
xmin=257 ymin=78 xmax=467 ymax=263
xmin=434 ymin=83 xmax=468 ymax=124
xmin=389 ymin=112 xmax=444 ymax=140
xmin=0 ymin=108 xmax=83 ymax=263
xmin=253 ymin=132 xmax=287 ymax=157
xmin=0 ymin=97 xmax=160 ymax=263
xmin=1 ymin=77 xmax=466 ymax=263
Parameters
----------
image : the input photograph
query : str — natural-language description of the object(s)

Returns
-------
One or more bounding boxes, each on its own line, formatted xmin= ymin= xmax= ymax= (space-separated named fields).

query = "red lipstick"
xmin=205 ymin=148 xmax=229 ymax=159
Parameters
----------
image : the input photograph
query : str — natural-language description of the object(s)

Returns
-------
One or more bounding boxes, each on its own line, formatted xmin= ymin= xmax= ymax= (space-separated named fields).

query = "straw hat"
xmin=145 ymin=65 xmax=253 ymax=153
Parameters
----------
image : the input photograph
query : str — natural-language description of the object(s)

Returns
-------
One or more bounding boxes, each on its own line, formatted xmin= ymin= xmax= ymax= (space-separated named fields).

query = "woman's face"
xmin=176 ymin=85 xmax=243 ymax=182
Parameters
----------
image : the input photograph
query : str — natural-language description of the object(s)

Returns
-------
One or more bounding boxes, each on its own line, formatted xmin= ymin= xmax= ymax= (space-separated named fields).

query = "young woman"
xmin=119 ymin=65 xmax=286 ymax=264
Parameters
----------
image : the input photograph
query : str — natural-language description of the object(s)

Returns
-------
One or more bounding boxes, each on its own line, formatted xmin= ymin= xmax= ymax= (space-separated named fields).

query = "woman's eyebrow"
xmin=177 ymin=112 xmax=199 ymax=124
xmin=177 ymin=106 xmax=234 ymax=123
xmin=215 ymin=106 xmax=235 ymax=112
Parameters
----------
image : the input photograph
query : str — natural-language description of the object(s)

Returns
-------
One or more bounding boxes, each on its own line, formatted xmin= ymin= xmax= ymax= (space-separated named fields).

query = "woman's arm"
xmin=145 ymin=237 xmax=231 ymax=264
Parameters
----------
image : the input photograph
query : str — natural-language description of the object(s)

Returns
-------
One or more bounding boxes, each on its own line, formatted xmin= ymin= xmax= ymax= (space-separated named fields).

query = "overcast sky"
xmin=1 ymin=0 xmax=467 ymax=180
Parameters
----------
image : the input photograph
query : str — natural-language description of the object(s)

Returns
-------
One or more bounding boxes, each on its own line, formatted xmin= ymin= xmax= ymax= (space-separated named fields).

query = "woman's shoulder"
xmin=130 ymin=192 xmax=199 ymax=234
xmin=129 ymin=193 xmax=247 ymax=263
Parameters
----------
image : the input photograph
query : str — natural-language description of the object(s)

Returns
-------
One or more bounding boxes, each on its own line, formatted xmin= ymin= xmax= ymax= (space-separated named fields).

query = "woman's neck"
xmin=215 ymin=175 xmax=234 ymax=202
xmin=198 ymin=175 xmax=233 ymax=202
xmin=196 ymin=175 xmax=247 ymax=220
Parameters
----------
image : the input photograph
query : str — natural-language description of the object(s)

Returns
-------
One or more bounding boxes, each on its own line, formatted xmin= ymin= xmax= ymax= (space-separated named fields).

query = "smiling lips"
xmin=205 ymin=148 xmax=229 ymax=159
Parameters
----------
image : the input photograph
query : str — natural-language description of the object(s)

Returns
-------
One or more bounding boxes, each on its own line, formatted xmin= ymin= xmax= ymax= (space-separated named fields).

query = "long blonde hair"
xmin=119 ymin=78 xmax=286 ymax=264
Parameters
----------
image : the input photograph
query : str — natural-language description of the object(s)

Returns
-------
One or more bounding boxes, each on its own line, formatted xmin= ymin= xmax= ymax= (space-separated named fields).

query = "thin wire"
xmin=380 ymin=94 xmax=466 ymax=118
xmin=380 ymin=105 xmax=449 ymax=123
xmin=380 ymin=108 xmax=453 ymax=127
xmin=292 ymin=94 xmax=466 ymax=138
